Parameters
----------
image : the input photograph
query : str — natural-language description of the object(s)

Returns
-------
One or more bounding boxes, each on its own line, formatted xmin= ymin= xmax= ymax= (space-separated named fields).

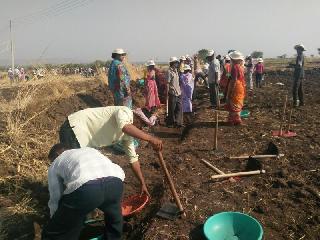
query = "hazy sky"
xmin=0 ymin=0 xmax=319 ymax=64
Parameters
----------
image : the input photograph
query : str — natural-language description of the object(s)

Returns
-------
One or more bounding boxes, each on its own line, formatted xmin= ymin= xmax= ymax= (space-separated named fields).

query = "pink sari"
xmin=145 ymin=69 xmax=161 ymax=111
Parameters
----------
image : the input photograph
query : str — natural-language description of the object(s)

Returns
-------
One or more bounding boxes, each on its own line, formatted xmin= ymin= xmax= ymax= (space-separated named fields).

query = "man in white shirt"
xmin=42 ymin=145 xmax=125 ymax=240
xmin=59 ymin=106 xmax=162 ymax=196
xmin=206 ymin=50 xmax=221 ymax=108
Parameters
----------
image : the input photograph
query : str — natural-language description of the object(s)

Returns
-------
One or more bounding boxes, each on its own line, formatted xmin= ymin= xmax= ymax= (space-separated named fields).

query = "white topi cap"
xmin=229 ymin=50 xmax=245 ymax=60
xmin=112 ymin=48 xmax=126 ymax=55
xmin=258 ymin=58 xmax=264 ymax=63
xmin=146 ymin=60 xmax=156 ymax=66
xmin=206 ymin=49 xmax=215 ymax=57
xmin=169 ymin=57 xmax=179 ymax=63
xmin=180 ymin=56 xmax=186 ymax=61
xmin=294 ymin=44 xmax=306 ymax=51
xmin=225 ymin=55 xmax=231 ymax=61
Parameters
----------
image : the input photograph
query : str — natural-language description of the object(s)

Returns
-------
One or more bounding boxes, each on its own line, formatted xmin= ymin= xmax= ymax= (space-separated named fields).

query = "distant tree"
xmin=251 ymin=51 xmax=264 ymax=58
xmin=277 ymin=54 xmax=287 ymax=59
xmin=318 ymin=48 xmax=320 ymax=55
xmin=197 ymin=49 xmax=209 ymax=62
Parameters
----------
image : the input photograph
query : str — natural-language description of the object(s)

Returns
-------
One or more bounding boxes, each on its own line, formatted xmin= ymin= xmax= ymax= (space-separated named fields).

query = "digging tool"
xmin=279 ymin=95 xmax=288 ymax=136
xmin=201 ymin=159 xmax=236 ymax=183
xmin=286 ymin=108 xmax=293 ymax=132
xmin=229 ymin=154 xmax=284 ymax=160
xmin=156 ymin=152 xmax=185 ymax=220
xmin=211 ymin=170 xmax=266 ymax=179
xmin=214 ymin=111 xmax=218 ymax=150
xmin=272 ymin=95 xmax=288 ymax=137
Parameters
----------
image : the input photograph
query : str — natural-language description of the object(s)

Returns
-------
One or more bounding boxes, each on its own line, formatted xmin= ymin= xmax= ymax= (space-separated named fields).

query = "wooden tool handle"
xmin=214 ymin=111 xmax=218 ymax=150
xmin=201 ymin=159 xmax=224 ymax=174
xmin=158 ymin=152 xmax=185 ymax=214
xmin=229 ymin=154 xmax=284 ymax=159
xmin=211 ymin=170 xmax=266 ymax=179
xmin=279 ymin=95 xmax=288 ymax=135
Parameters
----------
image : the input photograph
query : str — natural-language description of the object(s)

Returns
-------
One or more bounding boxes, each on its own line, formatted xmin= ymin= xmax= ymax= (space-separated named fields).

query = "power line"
xmin=13 ymin=0 xmax=94 ymax=27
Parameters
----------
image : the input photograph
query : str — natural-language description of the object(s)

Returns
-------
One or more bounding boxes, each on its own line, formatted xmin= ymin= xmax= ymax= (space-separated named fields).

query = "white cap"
xmin=258 ymin=58 xmax=264 ymax=63
xmin=112 ymin=48 xmax=126 ymax=55
xmin=146 ymin=60 xmax=155 ymax=66
xmin=180 ymin=56 xmax=186 ymax=61
xmin=206 ymin=49 xmax=215 ymax=57
xmin=185 ymin=54 xmax=191 ymax=59
xmin=184 ymin=65 xmax=191 ymax=71
xmin=225 ymin=55 xmax=231 ymax=61
xmin=229 ymin=50 xmax=244 ymax=60
xmin=294 ymin=44 xmax=306 ymax=51
xmin=169 ymin=57 xmax=179 ymax=63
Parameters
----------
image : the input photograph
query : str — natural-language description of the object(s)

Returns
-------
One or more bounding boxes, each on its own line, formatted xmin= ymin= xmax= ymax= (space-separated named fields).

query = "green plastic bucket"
xmin=204 ymin=212 xmax=263 ymax=240
xmin=240 ymin=110 xmax=250 ymax=118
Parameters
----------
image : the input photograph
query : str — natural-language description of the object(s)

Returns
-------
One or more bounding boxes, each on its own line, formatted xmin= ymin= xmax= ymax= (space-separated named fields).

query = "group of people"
xmin=42 ymin=45 xmax=306 ymax=240
xmin=7 ymin=67 xmax=27 ymax=82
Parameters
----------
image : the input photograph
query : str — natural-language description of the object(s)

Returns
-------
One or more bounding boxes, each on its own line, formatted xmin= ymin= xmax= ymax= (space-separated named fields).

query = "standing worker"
xmin=166 ymin=57 xmax=183 ymax=128
xmin=179 ymin=56 xmax=186 ymax=76
xmin=225 ymin=51 xmax=246 ymax=125
xmin=108 ymin=48 xmax=133 ymax=109
xmin=245 ymin=55 xmax=254 ymax=94
xmin=180 ymin=65 xmax=194 ymax=125
xmin=8 ymin=68 xmax=14 ymax=83
xmin=59 ymin=106 xmax=163 ymax=196
xmin=144 ymin=60 xmax=161 ymax=112
xmin=206 ymin=50 xmax=221 ymax=108
xmin=293 ymin=44 xmax=306 ymax=107
xmin=219 ymin=55 xmax=232 ymax=102
xmin=254 ymin=58 xmax=264 ymax=88
xmin=42 ymin=145 xmax=125 ymax=240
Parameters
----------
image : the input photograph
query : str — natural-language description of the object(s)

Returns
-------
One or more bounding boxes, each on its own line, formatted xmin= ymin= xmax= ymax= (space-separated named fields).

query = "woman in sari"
xmin=219 ymin=55 xmax=232 ymax=102
xmin=144 ymin=60 xmax=161 ymax=112
xmin=225 ymin=51 xmax=246 ymax=125
xmin=108 ymin=48 xmax=132 ymax=108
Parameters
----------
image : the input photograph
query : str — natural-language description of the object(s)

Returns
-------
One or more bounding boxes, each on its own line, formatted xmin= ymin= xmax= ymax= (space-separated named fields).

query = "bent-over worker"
xmin=59 ymin=106 xmax=162 ymax=196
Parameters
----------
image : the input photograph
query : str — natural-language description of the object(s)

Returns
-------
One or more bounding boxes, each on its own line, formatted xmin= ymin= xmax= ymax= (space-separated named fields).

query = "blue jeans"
xmin=42 ymin=177 xmax=123 ymax=240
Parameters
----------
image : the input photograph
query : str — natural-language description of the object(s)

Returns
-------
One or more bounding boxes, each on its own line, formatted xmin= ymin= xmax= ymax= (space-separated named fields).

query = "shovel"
xmin=156 ymin=151 xmax=185 ymax=220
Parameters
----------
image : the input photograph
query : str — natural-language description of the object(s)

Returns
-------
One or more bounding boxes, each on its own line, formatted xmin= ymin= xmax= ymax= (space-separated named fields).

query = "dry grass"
xmin=0 ymin=71 xmax=95 ymax=238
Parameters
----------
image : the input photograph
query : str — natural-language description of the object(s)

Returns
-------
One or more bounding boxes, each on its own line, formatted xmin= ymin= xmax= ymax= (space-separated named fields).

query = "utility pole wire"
xmin=10 ymin=20 xmax=15 ymax=71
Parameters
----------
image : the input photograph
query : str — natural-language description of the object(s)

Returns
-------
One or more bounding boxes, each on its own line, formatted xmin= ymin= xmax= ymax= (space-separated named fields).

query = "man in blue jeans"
xmin=42 ymin=144 xmax=125 ymax=240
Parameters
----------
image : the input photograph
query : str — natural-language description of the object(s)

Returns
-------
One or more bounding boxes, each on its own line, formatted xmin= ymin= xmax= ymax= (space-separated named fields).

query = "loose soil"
xmin=0 ymin=69 xmax=319 ymax=240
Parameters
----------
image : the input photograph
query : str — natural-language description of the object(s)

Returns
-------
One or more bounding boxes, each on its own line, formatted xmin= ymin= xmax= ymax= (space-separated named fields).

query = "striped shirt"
xmin=48 ymin=147 xmax=125 ymax=217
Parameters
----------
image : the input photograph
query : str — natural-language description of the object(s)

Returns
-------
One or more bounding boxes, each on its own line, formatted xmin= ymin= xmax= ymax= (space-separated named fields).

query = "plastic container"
xmin=203 ymin=212 xmax=263 ymax=240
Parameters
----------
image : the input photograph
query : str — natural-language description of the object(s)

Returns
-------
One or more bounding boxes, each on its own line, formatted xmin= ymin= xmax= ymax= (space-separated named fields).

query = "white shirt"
xmin=68 ymin=106 xmax=139 ymax=163
xmin=208 ymin=59 xmax=221 ymax=84
xmin=48 ymin=147 xmax=125 ymax=217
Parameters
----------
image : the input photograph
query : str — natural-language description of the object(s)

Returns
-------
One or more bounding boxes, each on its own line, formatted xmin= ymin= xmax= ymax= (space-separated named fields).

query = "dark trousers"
xmin=42 ymin=177 xmax=123 ymax=240
xmin=255 ymin=73 xmax=263 ymax=88
xmin=209 ymin=83 xmax=219 ymax=107
xmin=293 ymin=77 xmax=304 ymax=105
xmin=59 ymin=120 xmax=81 ymax=148
xmin=167 ymin=94 xmax=183 ymax=126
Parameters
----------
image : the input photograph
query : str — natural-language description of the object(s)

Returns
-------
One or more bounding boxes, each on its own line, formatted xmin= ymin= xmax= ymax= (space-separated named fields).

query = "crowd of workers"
xmin=41 ymin=44 xmax=306 ymax=240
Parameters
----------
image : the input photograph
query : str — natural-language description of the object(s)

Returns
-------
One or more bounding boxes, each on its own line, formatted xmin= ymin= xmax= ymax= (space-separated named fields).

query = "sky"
xmin=0 ymin=0 xmax=319 ymax=65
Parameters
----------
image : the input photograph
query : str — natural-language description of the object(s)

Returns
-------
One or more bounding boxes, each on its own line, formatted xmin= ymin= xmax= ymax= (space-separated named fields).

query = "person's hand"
xmin=141 ymin=184 xmax=150 ymax=198
xmin=149 ymin=136 xmax=163 ymax=151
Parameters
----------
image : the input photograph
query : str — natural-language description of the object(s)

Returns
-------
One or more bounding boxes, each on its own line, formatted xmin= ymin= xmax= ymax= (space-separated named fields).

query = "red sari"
xmin=145 ymin=69 xmax=161 ymax=111
xmin=219 ymin=63 xmax=231 ymax=96
xmin=225 ymin=63 xmax=246 ymax=124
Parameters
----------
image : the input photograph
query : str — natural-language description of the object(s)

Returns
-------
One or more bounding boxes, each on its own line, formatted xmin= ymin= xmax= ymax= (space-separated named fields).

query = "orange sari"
xmin=225 ymin=63 xmax=246 ymax=124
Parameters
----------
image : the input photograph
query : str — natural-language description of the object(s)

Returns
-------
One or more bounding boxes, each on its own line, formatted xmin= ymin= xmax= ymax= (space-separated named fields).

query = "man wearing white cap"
xmin=245 ymin=55 xmax=254 ymax=93
xmin=8 ymin=68 xmax=14 ymax=83
xmin=167 ymin=57 xmax=183 ymax=127
xmin=293 ymin=44 xmax=306 ymax=107
xmin=206 ymin=49 xmax=221 ymax=108
xmin=108 ymin=48 xmax=132 ymax=109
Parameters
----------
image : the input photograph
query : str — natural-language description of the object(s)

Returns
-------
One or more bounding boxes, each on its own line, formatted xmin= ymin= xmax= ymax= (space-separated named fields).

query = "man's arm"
xmin=48 ymin=168 xmax=64 ymax=217
xmin=122 ymin=124 xmax=162 ymax=151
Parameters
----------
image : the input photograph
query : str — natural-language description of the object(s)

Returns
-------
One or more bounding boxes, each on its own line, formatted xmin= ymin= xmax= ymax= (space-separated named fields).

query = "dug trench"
xmin=0 ymin=68 xmax=319 ymax=239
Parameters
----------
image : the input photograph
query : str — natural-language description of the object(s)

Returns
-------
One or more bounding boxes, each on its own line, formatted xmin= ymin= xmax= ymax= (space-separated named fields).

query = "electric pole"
xmin=10 ymin=20 xmax=14 ymax=70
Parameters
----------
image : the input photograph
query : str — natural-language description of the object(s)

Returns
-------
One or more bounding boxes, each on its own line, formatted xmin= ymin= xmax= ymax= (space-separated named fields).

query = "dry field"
xmin=0 ymin=59 xmax=319 ymax=240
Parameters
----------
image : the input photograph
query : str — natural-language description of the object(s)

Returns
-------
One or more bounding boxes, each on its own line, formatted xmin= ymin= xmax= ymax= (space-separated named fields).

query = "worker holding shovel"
xmin=59 ymin=106 xmax=163 ymax=196
xmin=206 ymin=49 xmax=221 ymax=109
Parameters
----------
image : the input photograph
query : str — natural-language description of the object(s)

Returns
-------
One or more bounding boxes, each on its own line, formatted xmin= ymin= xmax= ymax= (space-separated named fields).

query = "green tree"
xmin=197 ymin=49 xmax=209 ymax=62
xmin=251 ymin=51 xmax=264 ymax=58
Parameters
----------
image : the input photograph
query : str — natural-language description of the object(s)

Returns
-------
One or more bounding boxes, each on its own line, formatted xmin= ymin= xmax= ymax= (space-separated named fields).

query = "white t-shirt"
xmin=208 ymin=59 xmax=221 ymax=84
